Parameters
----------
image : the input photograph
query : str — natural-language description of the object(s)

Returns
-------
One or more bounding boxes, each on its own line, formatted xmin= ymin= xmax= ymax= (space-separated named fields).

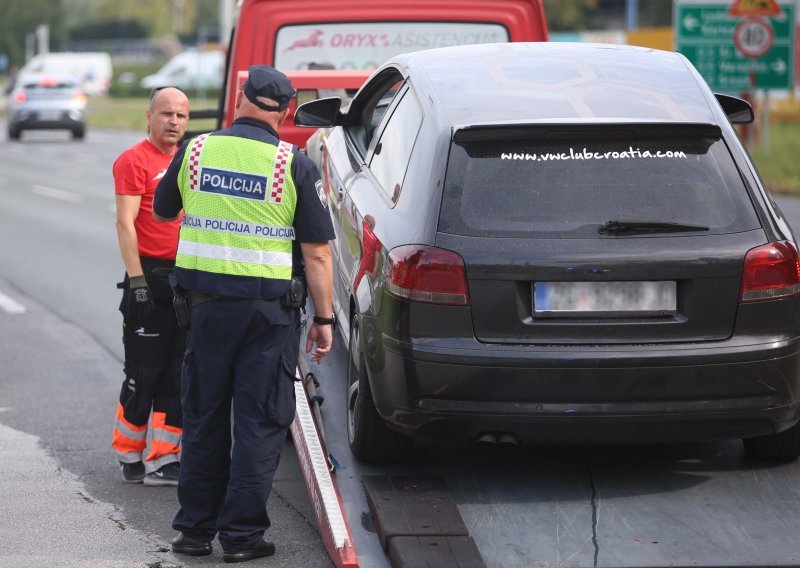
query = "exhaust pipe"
xmin=476 ymin=432 xmax=497 ymax=446
xmin=497 ymin=433 xmax=519 ymax=447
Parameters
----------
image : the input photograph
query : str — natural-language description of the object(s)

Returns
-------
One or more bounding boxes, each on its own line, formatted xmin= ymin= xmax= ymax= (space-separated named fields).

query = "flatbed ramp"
xmin=292 ymin=355 xmax=485 ymax=568
xmin=292 ymin=346 xmax=800 ymax=568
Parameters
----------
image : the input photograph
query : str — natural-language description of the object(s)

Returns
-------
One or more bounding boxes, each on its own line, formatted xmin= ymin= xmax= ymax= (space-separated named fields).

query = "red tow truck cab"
xmin=234 ymin=68 xmax=373 ymax=149
xmin=222 ymin=0 xmax=548 ymax=147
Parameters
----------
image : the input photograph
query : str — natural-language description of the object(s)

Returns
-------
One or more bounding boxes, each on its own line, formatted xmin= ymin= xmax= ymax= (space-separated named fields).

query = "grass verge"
xmin=749 ymin=121 xmax=800 ymax=196
xmin=86 ymin=95 xmax=219 ymax=134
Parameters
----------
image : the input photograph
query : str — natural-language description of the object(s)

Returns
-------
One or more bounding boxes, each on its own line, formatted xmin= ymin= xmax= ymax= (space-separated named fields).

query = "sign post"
xmin=675 ymin=0 xmax=794 ymax=149
xmin=675 ymin=0 xmax=794 ymax=91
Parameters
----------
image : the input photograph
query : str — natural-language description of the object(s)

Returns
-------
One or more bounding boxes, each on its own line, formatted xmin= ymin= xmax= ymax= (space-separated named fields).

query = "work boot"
xmin=223 ymin=539 xmax=276 ymax=563
xmin=119 ymin=461 xmax=145 ymax=484
xmin=171 ymin=533 xmax=213 ymax=556
xmin=143 ymin=461 xmax=180 ymax=487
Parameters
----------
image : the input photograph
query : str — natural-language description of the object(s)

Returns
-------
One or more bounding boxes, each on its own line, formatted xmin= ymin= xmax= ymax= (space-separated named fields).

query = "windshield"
xmin=274 ymin=22 xmax=509 ymax=70
xmin=439 ymin=131 xmax=761 ymax=239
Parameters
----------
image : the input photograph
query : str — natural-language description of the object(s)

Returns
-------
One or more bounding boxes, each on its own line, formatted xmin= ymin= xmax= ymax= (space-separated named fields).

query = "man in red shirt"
xmin=112 ymin=87 xmax=190 ymax=486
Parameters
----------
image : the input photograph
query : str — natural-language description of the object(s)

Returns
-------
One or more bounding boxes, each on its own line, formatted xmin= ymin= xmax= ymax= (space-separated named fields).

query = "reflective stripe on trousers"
xmin=112 ymin=402 xmax=147 ymax=462
xmin=147 ymin=411 xmax=182 ymax=469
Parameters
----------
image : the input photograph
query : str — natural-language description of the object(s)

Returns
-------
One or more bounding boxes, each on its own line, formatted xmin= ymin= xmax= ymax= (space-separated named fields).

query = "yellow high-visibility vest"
xmin=176 ymin=133 xmax=297 ymax=284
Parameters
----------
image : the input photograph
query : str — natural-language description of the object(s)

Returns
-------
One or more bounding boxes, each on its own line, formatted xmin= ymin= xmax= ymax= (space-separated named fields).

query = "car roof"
xmin=396 ymin=42 xmax=717 ymax=127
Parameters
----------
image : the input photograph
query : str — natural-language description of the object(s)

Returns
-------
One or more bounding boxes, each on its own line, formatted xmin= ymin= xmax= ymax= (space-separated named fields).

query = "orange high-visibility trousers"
xmin=113 ymin=261 xmax=185 ymax=469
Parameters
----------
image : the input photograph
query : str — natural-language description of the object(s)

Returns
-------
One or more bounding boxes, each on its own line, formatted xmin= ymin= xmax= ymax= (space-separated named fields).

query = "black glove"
xmin=127 ymin=275 xmax=155 ymax=321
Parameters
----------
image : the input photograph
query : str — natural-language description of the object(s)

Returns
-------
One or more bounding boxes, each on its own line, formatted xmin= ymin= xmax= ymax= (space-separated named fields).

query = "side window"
xmin=368 ymin=88 xmax=423 ymax=204
xmin=345 ymin=69 xmax=404 ymax=156
xmin=364 ymin=81 xmax=403 ymax=141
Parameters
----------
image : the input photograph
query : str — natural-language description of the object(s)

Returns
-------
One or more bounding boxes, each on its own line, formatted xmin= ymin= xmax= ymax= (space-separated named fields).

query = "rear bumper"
xmin=10 ymin=111 xmax=85 ymax=131
xmin=368 ymin=331 xmax=800 ymax=444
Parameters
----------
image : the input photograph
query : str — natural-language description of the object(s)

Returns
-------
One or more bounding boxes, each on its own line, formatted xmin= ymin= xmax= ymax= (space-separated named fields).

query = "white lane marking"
xmin=32 ymin=185 xmax=83 ymax=203
xmin=0 ymin=292 xmax=26 ymax=314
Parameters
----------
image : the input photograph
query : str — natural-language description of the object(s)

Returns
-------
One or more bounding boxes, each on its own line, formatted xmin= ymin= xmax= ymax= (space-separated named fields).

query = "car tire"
xmin=7 ymin=126 xmax=21 ymax=140
xmin=346 ymin=315 xmax=413 ymax=462
xmin=742 ymin=420 xmax=800 ymax=460
xmin=72 ymin=127 xmax=85 ymax=140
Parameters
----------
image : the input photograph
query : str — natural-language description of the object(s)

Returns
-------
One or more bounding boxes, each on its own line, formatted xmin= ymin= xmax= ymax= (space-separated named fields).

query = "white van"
xmin=20 ymin=52 xmax=113 ymax=96
xmin=140 ymin=50 xmax=224 ymax=90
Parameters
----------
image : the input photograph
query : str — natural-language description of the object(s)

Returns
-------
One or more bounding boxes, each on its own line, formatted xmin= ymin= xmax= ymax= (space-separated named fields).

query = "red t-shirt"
xmin=113 ymin=139 xmax=182 ymax=260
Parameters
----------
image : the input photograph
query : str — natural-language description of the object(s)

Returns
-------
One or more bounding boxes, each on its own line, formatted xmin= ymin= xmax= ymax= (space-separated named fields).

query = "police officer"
xmin=152 ymin=65 xmax=334 ymax=563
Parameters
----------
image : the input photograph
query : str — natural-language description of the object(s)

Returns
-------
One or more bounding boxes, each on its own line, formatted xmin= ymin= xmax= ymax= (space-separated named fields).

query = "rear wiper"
xmin=598 ymin=220 xmax=710 ymax=235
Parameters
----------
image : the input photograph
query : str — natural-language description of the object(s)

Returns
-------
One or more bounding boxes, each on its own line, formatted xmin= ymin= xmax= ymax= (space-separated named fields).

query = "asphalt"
xmin=0 ymin=277 xmax=182 ymax=568
xmin=0 ymin=274 xmax=331 ymax=568
xmin=0 ymin=423 xmax=178 ymax=568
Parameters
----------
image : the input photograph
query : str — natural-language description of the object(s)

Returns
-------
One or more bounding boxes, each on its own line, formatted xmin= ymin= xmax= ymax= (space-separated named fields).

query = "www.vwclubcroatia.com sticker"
xmin=501 ymin=148 xmax=688 ymax=162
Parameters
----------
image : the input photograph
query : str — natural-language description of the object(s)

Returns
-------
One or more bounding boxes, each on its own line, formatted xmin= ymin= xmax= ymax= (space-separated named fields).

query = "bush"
xmin=109 ymin=62 xmax=165 ymax=98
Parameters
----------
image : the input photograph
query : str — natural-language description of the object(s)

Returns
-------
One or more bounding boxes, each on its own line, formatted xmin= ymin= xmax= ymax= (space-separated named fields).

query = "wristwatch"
xmin=312 ymin=313 xmax=336 ymax=326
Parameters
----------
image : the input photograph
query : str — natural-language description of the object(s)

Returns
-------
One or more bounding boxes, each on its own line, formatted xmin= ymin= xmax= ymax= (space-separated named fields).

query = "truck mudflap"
xmin=291 ymin=356 xmax=359 ymax=567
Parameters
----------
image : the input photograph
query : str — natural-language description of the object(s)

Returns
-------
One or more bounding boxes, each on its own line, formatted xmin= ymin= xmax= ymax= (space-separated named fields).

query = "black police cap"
xmin=243 ymin=65 xmax=296 ymax=112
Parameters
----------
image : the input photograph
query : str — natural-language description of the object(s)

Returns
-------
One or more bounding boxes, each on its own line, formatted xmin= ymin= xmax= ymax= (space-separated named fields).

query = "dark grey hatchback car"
xmin=297 ymin=42 xmax=800 ymax=463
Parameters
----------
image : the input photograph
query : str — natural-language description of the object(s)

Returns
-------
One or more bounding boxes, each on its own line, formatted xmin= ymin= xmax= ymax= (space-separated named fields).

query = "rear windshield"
xmin=275 ymin=22 xmax=509 ymax=70
xmin=25 ymin=82 xmax=75 ymax=93
xmin=23 ymin=79 xmax=78 ymax=91
xmin=439 ymin=131 xmax=760 ymax=238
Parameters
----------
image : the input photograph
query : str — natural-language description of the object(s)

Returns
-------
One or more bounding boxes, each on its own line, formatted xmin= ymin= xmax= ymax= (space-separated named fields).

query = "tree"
xmin=544 ymin=0 xmax=599 ymax=32
xmin=70 ymin=19 xmax=149 ymax=41
xmin=0 ymin=0 xmax=66 ymax=68
xmin=62 ymin=0 xmax=219 ymax=40
xmin=639 ymin=2 xmax=673 ymax=28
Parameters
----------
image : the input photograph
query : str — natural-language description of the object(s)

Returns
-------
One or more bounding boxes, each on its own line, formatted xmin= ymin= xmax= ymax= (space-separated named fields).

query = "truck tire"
xmin=346 ymin=315 xmax=413 ymax=462
xmin=8 ymin=126 xmax=21 ymax=140
xmin=742 ymin=421 xmax=800 ymax=460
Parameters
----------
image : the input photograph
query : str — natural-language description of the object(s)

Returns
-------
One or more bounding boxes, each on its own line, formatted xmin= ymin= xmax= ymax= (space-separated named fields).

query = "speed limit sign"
xmin=734 ymin=17 xmax=775 ymax=58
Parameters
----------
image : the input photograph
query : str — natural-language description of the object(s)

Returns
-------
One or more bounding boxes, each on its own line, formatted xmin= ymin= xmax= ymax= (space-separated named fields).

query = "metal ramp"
xmin=291 ymin=355 xmax=486 ymax=568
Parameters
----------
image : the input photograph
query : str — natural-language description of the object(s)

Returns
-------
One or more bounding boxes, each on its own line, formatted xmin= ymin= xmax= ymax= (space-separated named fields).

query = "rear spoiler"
xmin=452 ymin=121 xmax=724 ymax=141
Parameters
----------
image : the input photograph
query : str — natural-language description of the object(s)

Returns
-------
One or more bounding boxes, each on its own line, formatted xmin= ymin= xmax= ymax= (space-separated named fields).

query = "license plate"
xmin=38 ymin=110 xmax=62 ymax=121
xmin=533 ymin=281 xmax=676 ymax=317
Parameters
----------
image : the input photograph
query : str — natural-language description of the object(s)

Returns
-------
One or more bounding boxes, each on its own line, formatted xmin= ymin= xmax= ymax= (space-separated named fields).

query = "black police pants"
xmin=172 ymin=297 xmax=298 ymax=552
xmin=114 ymin=258 xmax=185 ymax=466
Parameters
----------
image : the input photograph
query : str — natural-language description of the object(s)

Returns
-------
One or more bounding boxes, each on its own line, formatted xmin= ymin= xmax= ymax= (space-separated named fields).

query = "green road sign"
xmin=675 ymin=0 xmax=795 ymax=92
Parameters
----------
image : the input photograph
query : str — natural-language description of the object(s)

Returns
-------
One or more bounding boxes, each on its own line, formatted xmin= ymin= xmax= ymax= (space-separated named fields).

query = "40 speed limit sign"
xmin=734 ymin=17 xmax=775 ymax=58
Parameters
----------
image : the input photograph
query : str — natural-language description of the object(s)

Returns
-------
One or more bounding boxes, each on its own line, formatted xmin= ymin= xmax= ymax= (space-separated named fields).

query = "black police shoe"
xmin=171 ymin=533 xmax=213 ymax=556
xmin=223 ymin=539 xmax=275 ymax=563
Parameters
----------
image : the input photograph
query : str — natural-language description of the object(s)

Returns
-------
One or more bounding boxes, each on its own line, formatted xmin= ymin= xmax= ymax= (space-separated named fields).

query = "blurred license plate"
xmin=38 ymin=110 xmax=62 ymax=121
xmin=534 ymin=281 xmax=676 ymax=317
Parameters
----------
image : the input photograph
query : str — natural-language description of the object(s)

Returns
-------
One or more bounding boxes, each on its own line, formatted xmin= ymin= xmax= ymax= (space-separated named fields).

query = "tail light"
xmin=13 ymin=92 xmax=26 ymax=103
xmin=740 ymin=241 xmax=800 ymax=302
xmin=385 ymin=245 xmax=470 ymax=306
xmin=73 ymin=93 xmax=88 ymax=104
